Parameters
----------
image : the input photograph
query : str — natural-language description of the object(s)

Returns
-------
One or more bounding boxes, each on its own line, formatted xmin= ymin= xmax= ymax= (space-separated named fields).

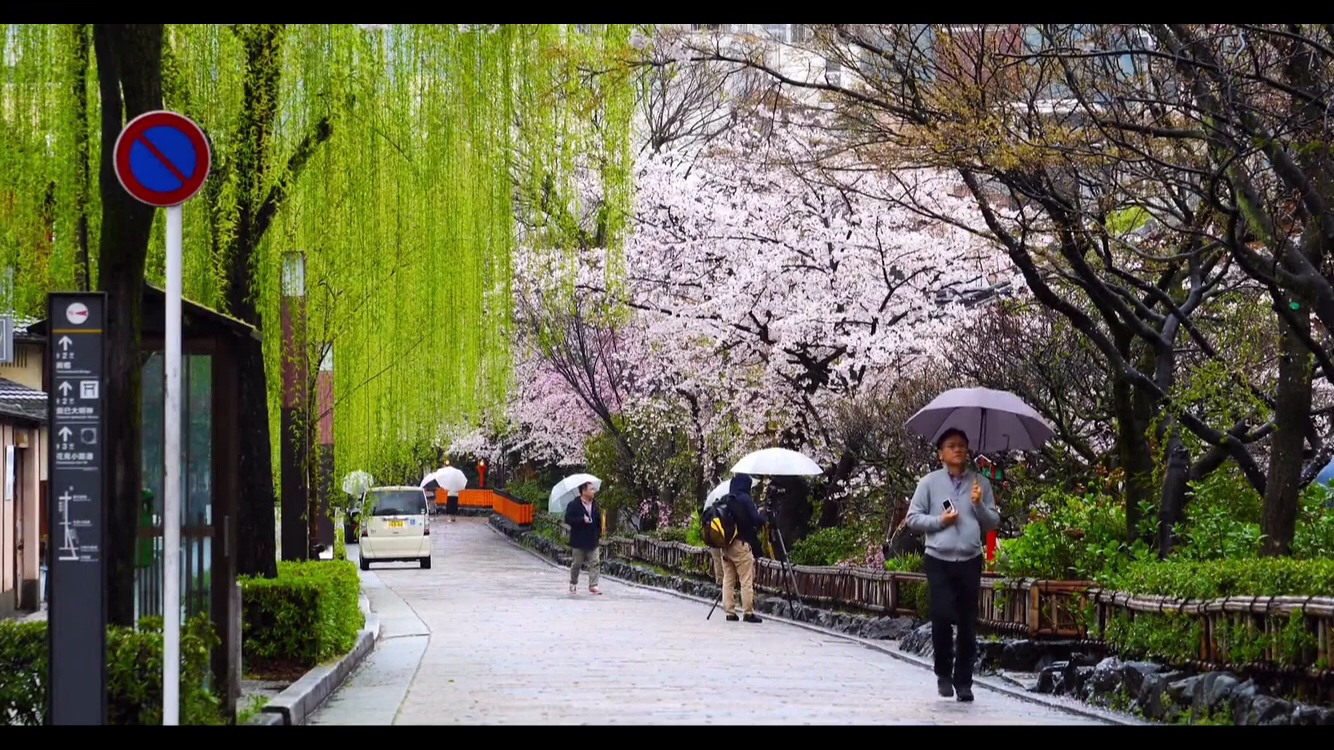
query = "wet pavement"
xmin=308 ymin=517 xmax=1112 ymax=725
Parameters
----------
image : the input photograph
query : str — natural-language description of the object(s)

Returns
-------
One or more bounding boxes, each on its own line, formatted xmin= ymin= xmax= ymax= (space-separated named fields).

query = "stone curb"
xmin=485 ymin=521 xmax=1142 ymax=727
xmin=251 ymin=595 xmax=380 ymax=726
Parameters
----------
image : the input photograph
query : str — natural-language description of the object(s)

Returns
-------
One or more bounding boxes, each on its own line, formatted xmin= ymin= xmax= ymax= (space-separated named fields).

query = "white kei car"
xmin=356 ymin=486 xmax=433 ymax=570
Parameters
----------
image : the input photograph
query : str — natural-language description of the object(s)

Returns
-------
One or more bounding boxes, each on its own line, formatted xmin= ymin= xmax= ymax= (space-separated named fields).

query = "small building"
xmin=0 ymin=317 xmax=48 ymax=619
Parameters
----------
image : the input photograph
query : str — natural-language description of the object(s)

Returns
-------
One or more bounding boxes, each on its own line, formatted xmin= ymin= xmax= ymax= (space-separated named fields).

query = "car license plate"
xmin=388 ymin=520 xmax=404 ymax=528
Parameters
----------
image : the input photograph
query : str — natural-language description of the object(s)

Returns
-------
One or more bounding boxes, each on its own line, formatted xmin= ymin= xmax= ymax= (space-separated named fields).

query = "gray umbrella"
xmin=905 ymin=387 xmax=1054 ymax=453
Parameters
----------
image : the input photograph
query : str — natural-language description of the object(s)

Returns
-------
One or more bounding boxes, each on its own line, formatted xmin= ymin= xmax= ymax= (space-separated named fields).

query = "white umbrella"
xmin=703 ymin=479 xmax=731 ymax=512
xmin=730 ymin=447 xmax=822 ymax=476
xmin=434 ymin=466 xmax=468 ymax=495
xmin=341 ymin=470 xmax=374 ymax=496
xmin=548 ymin=473 xmax=601 ymax=514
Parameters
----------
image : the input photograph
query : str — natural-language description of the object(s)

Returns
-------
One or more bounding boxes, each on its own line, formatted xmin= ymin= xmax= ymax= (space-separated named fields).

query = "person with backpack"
xmin=701 ymin=473 xmax=770 ymax=622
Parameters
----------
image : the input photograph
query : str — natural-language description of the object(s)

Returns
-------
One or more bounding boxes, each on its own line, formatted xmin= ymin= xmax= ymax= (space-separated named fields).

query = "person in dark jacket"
xmin=721 ymin=474 xmax=770 ymax=622
xmin=564 ymin=482 xmax=603 ymax=595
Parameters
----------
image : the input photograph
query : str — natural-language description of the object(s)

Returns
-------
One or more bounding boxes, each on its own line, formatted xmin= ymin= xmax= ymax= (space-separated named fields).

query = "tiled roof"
xmin=0 ymin=377 xmax=46 ymax=424
xmin=11 ymin=314 xmax=44 ymax=341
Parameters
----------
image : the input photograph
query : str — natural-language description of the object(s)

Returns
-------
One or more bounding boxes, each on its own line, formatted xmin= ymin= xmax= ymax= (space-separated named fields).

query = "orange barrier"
xmin=457 ymin=488 xmax=493 ymax=508
xmin=492 ymin=492 xmax=535 ymax=526
xmin=433 ymin=488 xmax=496 ymax=509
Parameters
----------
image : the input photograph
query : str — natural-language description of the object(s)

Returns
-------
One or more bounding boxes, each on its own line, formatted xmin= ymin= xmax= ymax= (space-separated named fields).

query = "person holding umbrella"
xmin=904 ymin=428 xmax=1000 ymax=703
xmin=564 ymin=481 xmax=603 ymax=595
xmin=903 ymin=386 xmax=1053 ymax=702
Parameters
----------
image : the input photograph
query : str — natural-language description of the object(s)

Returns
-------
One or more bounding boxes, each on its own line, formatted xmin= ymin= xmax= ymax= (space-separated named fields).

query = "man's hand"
xmin=942 ymin=508 xmax=960 ymax=526
xmin=584 ymin=514 xmax=591 ymax=524
xmin=971 ymin=477 xmax=983 ymax=506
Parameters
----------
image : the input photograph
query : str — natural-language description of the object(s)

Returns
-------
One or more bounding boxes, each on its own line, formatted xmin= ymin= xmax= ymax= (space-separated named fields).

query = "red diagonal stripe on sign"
xmin=135 ymin=133 xmax=190 ymax=185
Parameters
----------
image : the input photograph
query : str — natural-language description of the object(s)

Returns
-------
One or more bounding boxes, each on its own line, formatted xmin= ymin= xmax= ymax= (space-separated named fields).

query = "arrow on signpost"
xmin=58 ymin=426 xmax=72 ymax=441
xmin=59 ymin=335 xmax=72 ymax=350
xmin=58 ymin=381 xmax=72 ymax=396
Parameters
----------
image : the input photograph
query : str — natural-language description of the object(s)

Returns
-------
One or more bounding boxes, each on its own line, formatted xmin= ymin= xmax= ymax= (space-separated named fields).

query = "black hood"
xmin=729 ymin=474 xmax=753 ymax=496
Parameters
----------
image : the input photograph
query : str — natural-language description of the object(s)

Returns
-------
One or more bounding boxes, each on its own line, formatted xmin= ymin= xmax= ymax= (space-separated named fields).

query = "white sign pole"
xmin=163 ymin=202 xmax=183 ymax=726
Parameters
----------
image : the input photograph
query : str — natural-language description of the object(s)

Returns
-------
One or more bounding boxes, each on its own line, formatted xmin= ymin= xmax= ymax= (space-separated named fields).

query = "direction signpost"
xmin=46 ymin=293 xmax=107 ymax=725
xmin=112 ymin=109 xmax=211 ymax=726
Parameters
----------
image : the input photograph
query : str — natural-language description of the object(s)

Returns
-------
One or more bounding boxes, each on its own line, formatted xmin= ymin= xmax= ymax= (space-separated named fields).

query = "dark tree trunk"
xmin=1112 ymin=374 xmax=1155 ymax=546
xmin=92 ymin=23 xmax=163 ymax=627
xmin=1157 ymin=435 xmax=1189 ymax=558
xmin=1261 ymin=300 xmax=1313 ymax=556
xmin=817 ymin=449 xmax=858 ymax=529
xmin=765 ymin=475 xmax=811 ymax=561
xmin=235 ymin=337 xmax=278 ymax=577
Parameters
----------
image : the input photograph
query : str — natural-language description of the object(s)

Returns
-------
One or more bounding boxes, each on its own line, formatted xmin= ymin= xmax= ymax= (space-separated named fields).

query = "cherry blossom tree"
xmin=490 ymin=106 xmax=1015 ymax=536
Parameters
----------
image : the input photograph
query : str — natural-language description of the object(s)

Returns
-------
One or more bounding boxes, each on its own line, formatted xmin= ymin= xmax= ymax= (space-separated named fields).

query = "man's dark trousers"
xmin=923 ymin=553 xmax=983 ymax=688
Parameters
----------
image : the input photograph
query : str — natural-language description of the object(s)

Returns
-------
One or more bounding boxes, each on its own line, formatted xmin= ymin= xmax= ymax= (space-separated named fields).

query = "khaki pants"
xmin=721 ymin=538 xmax=756 ymax=616
xmin=709 ymin=546 xmax=725 ymax=585
xmin=570 ymin=546 xmax=601 ymax=588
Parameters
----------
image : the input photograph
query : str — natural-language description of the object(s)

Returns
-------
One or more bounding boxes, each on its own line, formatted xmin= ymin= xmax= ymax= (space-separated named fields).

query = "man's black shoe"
xmin=743 ymin=613 xmax=763 ymax=623
xmin=937 ymin=677 xmax=954 ymax=697
xmin=956 ymin=684 xmax=974 ymax=702
xmin=726 ymin=614 xmax=739 ymax=621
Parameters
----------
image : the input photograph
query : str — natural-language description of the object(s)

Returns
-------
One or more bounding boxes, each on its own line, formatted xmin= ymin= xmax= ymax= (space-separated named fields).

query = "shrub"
xmin=0 ymin=614 xmax=225 ymax=725
xmin=883 ymin=553 xmax=930 ymax=617
xmin=1099 ymin=557 xmax=1334 ymax=599
xmin=241 ymin=559 xmax=363 ymax=673
xmin=504 ymin=479 xmax=549 ymax=505
xmin=788 ymin=527 xmax=864 ymax=566
xmin=1097 ymin=558 xmax=1334 ymax=669
xmin=996 ymin=487 xmax=1138 ymax=580
xmin=653 ymin=526 xmax=690 ymax=543
xmin=531 ymin=512 xmax=567 ymax=544
xmin=1292 ymin=482 xmax=1334 ymax=559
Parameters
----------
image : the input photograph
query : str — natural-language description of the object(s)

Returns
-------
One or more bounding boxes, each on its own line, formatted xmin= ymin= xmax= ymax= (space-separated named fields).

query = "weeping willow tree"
xmin=2 ymin=24 xmax=636 ymax=575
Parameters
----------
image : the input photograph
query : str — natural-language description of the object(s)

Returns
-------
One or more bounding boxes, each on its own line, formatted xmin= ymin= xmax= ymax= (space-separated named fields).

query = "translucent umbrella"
xmin=548 ymin=473 xmax=601 ymax=514
xmin=341 ymin=470 xmax=374 ymax=496
xmin=729 ymin=448 xmax=822 ymax=476
xmin=702 ymin=479 xmax=731 ymax=512
xmin=433 ymin=466 xmax=468 ymax=495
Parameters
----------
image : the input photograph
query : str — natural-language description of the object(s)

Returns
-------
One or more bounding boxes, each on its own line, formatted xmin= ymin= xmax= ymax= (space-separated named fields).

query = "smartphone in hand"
xmin=942 ymin=499 xmax=954 ymax=513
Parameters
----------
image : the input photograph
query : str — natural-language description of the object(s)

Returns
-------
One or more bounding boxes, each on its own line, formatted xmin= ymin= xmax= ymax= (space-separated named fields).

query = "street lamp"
xmin=282 ymin=252 xmax=306 ymax=297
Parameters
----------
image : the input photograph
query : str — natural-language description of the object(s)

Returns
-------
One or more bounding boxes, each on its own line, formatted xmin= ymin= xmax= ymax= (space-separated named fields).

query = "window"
xmin=367 ymin=489 xmax=428 ymax=516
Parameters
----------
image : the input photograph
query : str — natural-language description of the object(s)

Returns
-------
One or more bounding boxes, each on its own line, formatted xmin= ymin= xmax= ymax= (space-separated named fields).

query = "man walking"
xmin=564 ymin=481 xmax=603 ymax=595
xmin=720 ymin=474 xmax=769 ymax=623
xmin=904 ymin=428 xmax=999 ymax=702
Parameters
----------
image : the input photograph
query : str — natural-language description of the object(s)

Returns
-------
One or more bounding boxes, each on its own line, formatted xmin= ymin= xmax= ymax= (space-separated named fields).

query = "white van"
xmin=357 ymin=486 xmax=433 ymax=570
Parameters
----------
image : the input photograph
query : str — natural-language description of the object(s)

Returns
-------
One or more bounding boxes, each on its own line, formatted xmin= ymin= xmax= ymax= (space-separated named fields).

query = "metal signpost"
xmin=46 ymin=292 xmax=107 ymax=725
xmin=112 ymin=109 xmax=211 ymax=725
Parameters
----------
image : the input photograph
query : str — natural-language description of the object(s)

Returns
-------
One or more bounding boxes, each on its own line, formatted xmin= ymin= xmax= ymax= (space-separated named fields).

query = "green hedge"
xmin=0 ymin=614 xmax=225 ymax=725
xmin=240 ymin=559 xmax=364 ymax=672
xmin=789 ymin=527 xmax=865 ymax=566
xmin=1099 ymin=557 xmax=1334 ymax=599
xmin=1096 ymin=558 xmax=1334 ymax=669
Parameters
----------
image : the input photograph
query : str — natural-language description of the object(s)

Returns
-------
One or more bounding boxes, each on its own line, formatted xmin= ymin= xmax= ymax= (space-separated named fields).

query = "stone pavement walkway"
xmin=309 ymin=517 xmax=1111 ymax=725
